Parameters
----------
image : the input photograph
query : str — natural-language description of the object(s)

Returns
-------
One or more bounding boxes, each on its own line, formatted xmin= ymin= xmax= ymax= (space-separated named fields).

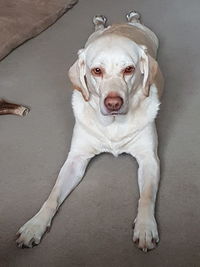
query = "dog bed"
xmin=0 ymin=0 xmax=78 ymax=61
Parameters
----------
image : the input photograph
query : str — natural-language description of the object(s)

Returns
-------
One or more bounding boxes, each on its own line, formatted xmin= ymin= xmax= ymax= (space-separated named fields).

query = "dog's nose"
xmin=104 ymin=93 xmax=123 ymax=112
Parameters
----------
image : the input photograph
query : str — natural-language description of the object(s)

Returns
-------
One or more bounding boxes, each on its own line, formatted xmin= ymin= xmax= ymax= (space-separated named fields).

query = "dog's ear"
xmin=139 ymin=45 xmax=158 ymax=97
xmin=68 ymin=49 xmax=90 ymax=101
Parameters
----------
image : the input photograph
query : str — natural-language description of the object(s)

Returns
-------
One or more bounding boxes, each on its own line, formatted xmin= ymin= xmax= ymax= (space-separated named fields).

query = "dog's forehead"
xmin=85 ymin=35 xmax=140 ymax=67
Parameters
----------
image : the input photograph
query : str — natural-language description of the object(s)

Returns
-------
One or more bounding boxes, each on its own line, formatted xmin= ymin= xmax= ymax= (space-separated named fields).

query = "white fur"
xmin=16 ymin=13 xmax=163 ymax=252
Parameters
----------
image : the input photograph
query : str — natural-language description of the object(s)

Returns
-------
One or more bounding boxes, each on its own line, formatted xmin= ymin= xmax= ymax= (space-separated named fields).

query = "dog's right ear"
xmin=68 ymin=49 xmax=90 ymax=101
xmin=139 ymin=45 xmax=158 ymax=97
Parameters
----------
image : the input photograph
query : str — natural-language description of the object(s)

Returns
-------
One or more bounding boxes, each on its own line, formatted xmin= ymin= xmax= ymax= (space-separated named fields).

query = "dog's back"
xmin=86 ymin=23 xmax=159 ymax=59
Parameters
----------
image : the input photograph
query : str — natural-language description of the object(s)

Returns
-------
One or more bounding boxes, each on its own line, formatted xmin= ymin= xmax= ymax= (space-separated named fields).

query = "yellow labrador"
xmin=16 ymin=11 xmax=164 ymax=252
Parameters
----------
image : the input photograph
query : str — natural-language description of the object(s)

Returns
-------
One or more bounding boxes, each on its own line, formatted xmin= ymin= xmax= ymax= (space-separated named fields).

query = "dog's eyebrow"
xmin=121 ymin=61 xmax=136 ymax=67
xmin=90 ymin=60 xmax=136 ymax=70
xmin=90 ymin=61 xmax=106 ymax=68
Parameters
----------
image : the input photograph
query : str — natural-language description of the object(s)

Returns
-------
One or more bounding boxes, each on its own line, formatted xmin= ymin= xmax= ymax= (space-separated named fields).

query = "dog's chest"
xmin=96 ymin=123 xmax=140 ymax=156
xmin=78 ymin=108 xmax=151 ymax=156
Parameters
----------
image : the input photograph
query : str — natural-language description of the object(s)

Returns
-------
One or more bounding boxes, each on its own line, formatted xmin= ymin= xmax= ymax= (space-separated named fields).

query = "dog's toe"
xmin=16 ymin=216 xmax=49 ymax=248
xmin=133 ymin=216 xmax=159 ymax=252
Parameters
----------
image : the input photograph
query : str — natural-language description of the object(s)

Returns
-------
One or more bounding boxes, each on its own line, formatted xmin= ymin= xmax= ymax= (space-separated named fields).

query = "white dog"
xmin=16 ymin=11 xmax=164 ymax=252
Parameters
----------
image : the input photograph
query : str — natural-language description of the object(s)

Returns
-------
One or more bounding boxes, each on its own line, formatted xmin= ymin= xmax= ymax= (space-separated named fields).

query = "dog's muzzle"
xmin=101 ymin=92 xmax=128 ymax=115
xmin=104 ymin=95 xmax=123 ymax=112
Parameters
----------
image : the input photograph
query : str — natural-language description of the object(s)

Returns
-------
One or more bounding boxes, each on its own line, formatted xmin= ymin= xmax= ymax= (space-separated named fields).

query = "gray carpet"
xmin=0 ymin=0 xmax=200 ymax=266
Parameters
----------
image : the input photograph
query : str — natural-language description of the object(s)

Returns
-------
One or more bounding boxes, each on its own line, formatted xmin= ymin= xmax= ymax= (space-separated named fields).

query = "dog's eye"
xmin=124 ymin=66 xmax=135 ymax=75
xmin=91 ymin=68 xmax=102 ymax=76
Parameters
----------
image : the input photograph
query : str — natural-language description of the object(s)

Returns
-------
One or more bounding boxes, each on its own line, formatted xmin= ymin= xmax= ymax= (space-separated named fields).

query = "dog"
xmin=16 ymin=11 xmax=164 ymax=252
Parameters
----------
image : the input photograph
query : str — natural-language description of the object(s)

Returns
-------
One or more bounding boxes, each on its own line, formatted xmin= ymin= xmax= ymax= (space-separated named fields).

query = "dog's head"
xmin=68 ymin=34 xmax=158 ymax=116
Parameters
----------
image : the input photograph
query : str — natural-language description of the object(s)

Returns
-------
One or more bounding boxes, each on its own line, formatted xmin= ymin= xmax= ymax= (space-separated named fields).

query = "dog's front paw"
xmin=133 ymin=215 xmax=159 ymax=252
xmin=16 ymin=215 xmax=50 ymax=248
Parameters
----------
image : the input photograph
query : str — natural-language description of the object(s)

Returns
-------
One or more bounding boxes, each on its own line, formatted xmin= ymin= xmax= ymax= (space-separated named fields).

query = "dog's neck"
xmin=72 ymin=85 xmax=160 ymax=138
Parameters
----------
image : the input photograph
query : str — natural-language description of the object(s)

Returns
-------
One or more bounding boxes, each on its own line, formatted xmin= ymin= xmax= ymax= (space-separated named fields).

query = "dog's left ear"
xmin=68 ymin=49 xmax=90 ymax=101
xmin=139 ymin=45 xmax=158 ymax=97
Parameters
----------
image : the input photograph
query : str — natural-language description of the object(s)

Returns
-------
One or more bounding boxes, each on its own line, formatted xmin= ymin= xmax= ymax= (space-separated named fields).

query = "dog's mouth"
xmin=108 ymin=111 xmax=127 ymax=116
xmin=100 ymin=108 xmax=128 ymax=116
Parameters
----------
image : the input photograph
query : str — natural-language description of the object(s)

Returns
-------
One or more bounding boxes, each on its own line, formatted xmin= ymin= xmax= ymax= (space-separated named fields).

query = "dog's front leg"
xmin=16 ymin=132 xmax=95 ymax=248
xmin=133 ymin=151 xmax=160 ymax=252
xmin=131 ymin=126 xmax=160 ymax=252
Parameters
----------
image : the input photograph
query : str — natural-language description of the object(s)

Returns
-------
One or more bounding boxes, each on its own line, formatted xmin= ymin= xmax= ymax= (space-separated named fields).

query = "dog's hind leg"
xmin=93 ymin=15 xmax=107 ymax=31
xmin=126 ymin=10 xmax=141 ymax=24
